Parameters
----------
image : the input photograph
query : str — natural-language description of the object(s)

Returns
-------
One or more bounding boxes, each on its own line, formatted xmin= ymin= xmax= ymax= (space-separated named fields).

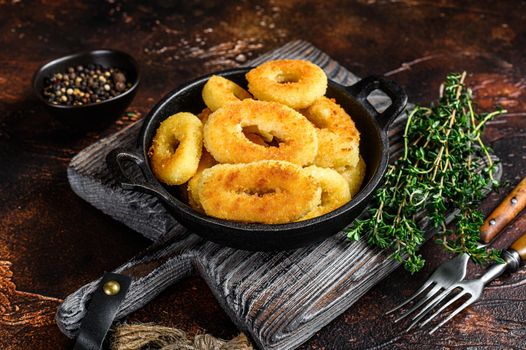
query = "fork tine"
xmin=405 ymin=286 xmax=455 ymax=331
xmin=394 ymin=284 xmax=442 ymax=323
xmin=385 ymin=280 xmax=433 ymax=315
xmin=428 ymin=297 xmax=476 ymax=334
xmin=418 ymin=289 xmax=468 ymax=328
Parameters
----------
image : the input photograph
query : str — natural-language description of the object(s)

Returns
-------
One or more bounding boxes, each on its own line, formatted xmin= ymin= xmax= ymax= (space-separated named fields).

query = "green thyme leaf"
xmin=347 ymin=72 xmax=506 ymax=273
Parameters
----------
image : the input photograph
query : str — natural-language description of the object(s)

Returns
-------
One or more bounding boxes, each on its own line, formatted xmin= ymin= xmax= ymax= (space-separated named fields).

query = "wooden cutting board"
xmin=55 ymin=40 xmax=501 ymax=350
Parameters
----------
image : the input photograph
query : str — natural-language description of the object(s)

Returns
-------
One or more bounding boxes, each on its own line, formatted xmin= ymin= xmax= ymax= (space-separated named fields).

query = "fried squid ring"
xmin=335 ymin=155 xmax=366 ymax=197
xmin=298 ymin=166 xmax=351 ymax=221
xmin=203 ymin=100 xmax=318 ymax=165
xmin=148 ymin=112 xmax=203 ymax=185
xmin=198 ymin=160 xmax=322 ymax=224
xmin=187 ymin=149 xmax=217 ymax=211
xmin=202 ymin=75 xmax=252 ymax=112
xmin=246 ymin=59 xmax=328 ymax=109
xmin=302 ymin=96 xmax=360 ymax=168
xmin=201 ymin=107 xmax=274 ymax=145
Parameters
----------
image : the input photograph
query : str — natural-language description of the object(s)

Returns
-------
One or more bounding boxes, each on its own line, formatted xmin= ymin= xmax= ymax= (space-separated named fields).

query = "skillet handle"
xmin=106 ymin=148 xmax=172 ymax=203
xmin=346 ymin=76 xmax=408 ymax=130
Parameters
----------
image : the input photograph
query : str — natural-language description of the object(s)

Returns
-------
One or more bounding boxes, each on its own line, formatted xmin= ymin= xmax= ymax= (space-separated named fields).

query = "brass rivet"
xmin=103 ymin=280 xmax=121 ymax=296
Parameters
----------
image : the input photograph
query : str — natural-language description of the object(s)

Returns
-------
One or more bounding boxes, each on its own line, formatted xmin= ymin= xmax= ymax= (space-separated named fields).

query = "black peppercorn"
xmin=113 ymin=72 xmax=126 ymax=83
xmin=115 ymin=81 xmax=126 ymax=91
xmin=42 ymin=64 xmax=130 ymax=106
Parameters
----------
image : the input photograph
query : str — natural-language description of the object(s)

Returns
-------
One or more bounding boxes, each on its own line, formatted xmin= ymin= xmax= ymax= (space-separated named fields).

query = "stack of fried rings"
xmin=148 ymin=59 xmax=366 ymax=224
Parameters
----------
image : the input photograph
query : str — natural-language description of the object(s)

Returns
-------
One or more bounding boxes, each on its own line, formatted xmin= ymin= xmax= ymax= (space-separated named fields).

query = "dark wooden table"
xmin=2 ymin=1 xmax=526 ymax=349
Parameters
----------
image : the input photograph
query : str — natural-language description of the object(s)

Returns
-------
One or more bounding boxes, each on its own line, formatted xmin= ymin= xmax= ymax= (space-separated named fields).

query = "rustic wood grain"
xmin=2 ymin=1 xmax=526 ymax=349
xmin=57 ymin=41 xmax=501 ymax=350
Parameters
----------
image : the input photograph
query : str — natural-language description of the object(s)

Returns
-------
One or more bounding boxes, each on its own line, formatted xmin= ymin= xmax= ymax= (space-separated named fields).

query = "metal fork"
xmin=385 ymin=252 xmax=470 ymax=323
xmin=414 ymin=233 xmax=525 ymax=334
xmin=386 ymin=177 xmax=526 ymax=324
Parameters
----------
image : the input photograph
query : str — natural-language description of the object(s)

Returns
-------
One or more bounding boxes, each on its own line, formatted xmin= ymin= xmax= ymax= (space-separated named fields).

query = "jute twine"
xmin=111 ymin=323 xmax=254 ymax=350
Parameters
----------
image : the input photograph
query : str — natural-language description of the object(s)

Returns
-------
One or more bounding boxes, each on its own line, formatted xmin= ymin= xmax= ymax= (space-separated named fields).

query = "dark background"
xmin=1 ymin=1 xmax=526 ymax=349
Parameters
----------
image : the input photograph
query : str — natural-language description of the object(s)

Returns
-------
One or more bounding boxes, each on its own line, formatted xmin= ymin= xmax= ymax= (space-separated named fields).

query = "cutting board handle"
xmin=56 ymin=231 xmax=202 ymax=338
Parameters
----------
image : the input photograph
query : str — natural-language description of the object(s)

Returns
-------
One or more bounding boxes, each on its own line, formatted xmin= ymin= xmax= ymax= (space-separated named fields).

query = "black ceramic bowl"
xmin=32 ymin=49 xmax=139 ymax=131
xmin=107 ymin=68 xmax=407 ymax=251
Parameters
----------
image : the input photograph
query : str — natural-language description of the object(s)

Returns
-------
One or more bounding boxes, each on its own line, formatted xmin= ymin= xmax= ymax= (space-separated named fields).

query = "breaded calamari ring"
xmin=302 ymin=96 xmax=360 ymax=168
xmin=246 ymin=59 xmax=328 ymax=109
xmin=198 ymin=160 xmax=322 ymax=224
xmin=335 ymin=155 xmax=366 ymax=197
xmin=148 ymin=112 xmax=203 ymax=185
xmin=201 ymin=104 xmax=275 ymax=143
xmin=298 ymin=166 xmax=351 ymax=221
xmin=202 ymin=75 xmax=252 ymax=111
xmin=187 ymin=149 xmax=217 ymax=211
xmin=203 ymin=100 xmax=318 ymax=165
xmin=201 ymin=107 xmax=274 ymax=144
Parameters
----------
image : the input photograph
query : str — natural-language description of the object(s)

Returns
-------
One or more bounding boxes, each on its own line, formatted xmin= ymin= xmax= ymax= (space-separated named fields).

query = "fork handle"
xmin=481 ymin=231 xmax=526 ymax=284
xmin=480 ymin=177 xmax=526 ymax=243
xmin=510 ymin=230 xmax=526 ymax=261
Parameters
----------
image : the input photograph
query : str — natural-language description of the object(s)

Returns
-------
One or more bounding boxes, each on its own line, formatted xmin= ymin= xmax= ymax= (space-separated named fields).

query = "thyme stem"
xmin=347 ymin=72 xmax=506 ymax=272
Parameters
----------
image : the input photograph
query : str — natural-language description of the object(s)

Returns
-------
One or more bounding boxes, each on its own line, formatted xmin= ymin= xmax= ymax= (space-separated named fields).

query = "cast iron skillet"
xmin=107 ymin=68 xmax=407 ymax=251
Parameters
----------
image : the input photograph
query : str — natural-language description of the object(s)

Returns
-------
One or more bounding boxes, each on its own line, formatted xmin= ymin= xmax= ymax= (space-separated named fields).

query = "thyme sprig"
xmin=347 ymin=73 xmax=506 ymax=273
